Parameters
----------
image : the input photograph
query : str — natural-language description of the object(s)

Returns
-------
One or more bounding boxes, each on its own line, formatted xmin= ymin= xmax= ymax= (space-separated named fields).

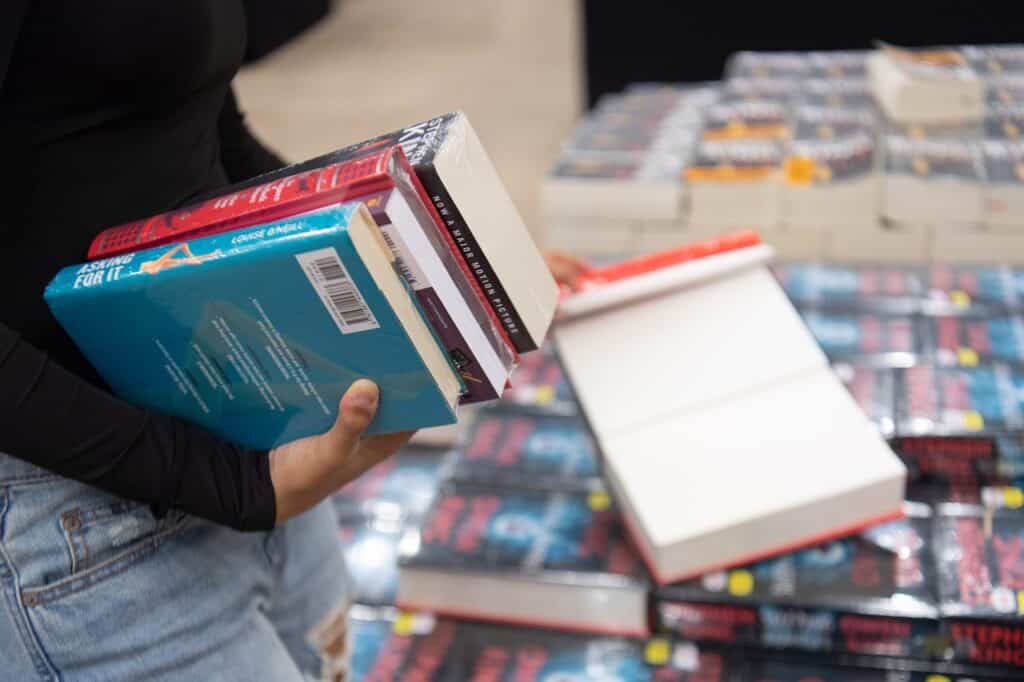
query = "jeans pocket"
xmin=21 ymin=486 xmax=190 ymax=605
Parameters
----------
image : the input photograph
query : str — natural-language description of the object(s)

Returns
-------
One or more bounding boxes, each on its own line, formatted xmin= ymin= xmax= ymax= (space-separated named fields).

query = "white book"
xmin=555 ymin=244 xmax=906 ymax=583
xmin=867 ymin=45 xmax=984 ymax=124
xmin=541 ymin=152 xmax=686 ymax=222
xmin=882 ymin=135 xmax=985 ymax=226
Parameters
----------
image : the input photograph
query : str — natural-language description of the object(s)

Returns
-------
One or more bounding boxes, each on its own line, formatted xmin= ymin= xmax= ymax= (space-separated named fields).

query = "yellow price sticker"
xmin=925 ymin=675 xmax=951 ymax=682
xmin=644 ymin=639 xmax=671 ymax=665
xmin=957 ymin=347 xmax=979 ymax=367
xmin=393 ymin=612 xmax=415 ymax=636
xmin=533 ymin=385 xmax=555 ymax=406
xmin=588 ymin=491 xmax=611 ymax=512
xmin=728 ymin=570 xmax=755 ymax=597
xmin=1005 ymin=487 xmax=1024 ymax=510
xmin=950 ymin=290 xmax=971 ymax=308
xmin=1018 ymin=591 xmax=1024 ymax=616
xmin=783 ymin=156 xmax=817 ymax=186
xmin=963 ymin=411 xmax=985 ymax=431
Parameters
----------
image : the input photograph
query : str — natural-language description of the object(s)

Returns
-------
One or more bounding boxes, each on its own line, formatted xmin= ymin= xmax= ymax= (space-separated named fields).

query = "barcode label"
xmin=378 ymin=224 xmax=428 ymax=291
xmin=296 ymin=248 xmax=379 ymax=335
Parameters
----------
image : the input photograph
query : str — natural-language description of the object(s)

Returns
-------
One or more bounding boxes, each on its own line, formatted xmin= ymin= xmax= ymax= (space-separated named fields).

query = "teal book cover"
xmin=45 ymin=203 xmax=460 ymax=448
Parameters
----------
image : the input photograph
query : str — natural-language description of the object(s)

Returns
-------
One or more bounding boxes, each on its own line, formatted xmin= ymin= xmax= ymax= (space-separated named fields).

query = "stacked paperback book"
xmin=45 ymin=113 xmax=559 ymax=447
xmin=542 ymin=44 xmax=1024 ymax=264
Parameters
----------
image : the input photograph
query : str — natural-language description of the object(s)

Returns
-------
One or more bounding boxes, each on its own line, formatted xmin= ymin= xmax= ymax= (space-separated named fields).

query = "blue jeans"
xmin=0 ymin=453 xmax=350 ymax=681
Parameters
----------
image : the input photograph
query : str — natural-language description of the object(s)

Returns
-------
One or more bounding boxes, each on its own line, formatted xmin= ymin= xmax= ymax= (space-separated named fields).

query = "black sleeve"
xmin=218 ymin=85 xmax=287 ymax=183
xmin=0 ymin=323 xmax=277 ymax=531
xmin=242 ymin=0 xmax=333 ymax=64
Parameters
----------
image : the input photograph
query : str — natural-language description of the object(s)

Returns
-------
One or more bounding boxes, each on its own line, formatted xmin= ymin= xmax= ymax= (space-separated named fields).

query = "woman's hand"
xmin=545 ymin=250 xmax=591 ymax=291
xmin=269 ymin=379 xmax=412 ymax=525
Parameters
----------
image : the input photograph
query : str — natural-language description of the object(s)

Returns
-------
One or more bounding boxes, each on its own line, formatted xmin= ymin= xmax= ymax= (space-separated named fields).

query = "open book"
xmin=556 ymin=231 xmax=907 ymax=583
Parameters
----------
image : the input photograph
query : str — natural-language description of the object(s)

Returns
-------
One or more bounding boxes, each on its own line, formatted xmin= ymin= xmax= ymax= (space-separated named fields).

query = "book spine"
xmin=87 ymin=152 xmax=395 ymax=259
xmin=414 ymin=163 xmax=538 ymax=354
xmin=365 ymin=195 xmax=497 ymax=404
xmin=390 ymin=153 xmax=518 ymax=365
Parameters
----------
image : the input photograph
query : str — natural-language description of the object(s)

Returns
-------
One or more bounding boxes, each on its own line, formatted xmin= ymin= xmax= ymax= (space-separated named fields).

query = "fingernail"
xmin=347 ymin=379 xmax=379 ymax=410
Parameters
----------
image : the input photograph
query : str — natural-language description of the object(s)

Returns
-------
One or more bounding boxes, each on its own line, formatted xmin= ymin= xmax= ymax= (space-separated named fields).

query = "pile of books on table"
xmin=542 ymin=44 xmax=1024 ymax=264
xmin=335 ymin=258 xmax=1024 ymax=680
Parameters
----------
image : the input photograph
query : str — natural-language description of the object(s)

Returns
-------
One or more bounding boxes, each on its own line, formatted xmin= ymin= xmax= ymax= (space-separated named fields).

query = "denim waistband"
xmin=0 ymin=452 xmax=60 ymax=485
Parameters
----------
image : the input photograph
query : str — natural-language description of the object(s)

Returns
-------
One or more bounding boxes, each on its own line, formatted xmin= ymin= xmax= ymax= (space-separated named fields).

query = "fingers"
xmin=545 ymin=250 xmax=592 ymax=290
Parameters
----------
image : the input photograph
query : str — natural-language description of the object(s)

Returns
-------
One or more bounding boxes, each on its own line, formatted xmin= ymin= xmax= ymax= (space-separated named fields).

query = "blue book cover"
xmin=45 ymin=203 xmax=462 ymax=448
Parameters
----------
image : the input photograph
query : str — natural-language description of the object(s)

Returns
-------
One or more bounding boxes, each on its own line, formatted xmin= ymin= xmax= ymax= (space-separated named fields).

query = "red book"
xmin=89 ymin=146 xmax=518 ymax=401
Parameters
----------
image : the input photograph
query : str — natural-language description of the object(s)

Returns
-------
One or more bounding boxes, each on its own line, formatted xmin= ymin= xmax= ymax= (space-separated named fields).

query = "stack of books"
xmin=45 ymin=113 xmax=559 ymax=447
xmin=330 ymin=244 xmax=1024 ymax=679
xmin=541 ymin=43 xmax=1024 ymax=265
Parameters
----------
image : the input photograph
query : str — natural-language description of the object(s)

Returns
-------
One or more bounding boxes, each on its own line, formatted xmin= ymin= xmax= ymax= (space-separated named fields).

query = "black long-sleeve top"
xmin=0 ymin=1 xmax=292 ymax=530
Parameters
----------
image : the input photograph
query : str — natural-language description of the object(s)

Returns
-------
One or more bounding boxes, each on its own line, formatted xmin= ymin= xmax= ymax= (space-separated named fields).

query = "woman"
xmin=0 ymin=3 xmax=587 ymax=679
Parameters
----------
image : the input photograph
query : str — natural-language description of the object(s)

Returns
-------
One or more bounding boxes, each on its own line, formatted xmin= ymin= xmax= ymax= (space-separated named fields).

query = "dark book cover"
xmin=831 ymin=362 xmax=898 ymax=436
xmin=935 ymin=504 xmax=1024 ymax=667
xmin=987 ymin=75 xmax=1024 ymax=107
xmin=700 ymin=101 xmax=789 ymax=141
xmin=654 ymin=507 xmax=941 ymax=659
xmin=549 ymin=153 xmax=681 ymax=183
xmin=687 ymin=140 xmax=781 ymax=182
xmin=772 ymin=263 xmax=923 ymax=312
xmin=402 ymin=485 xmax=645 ymax=585
xmin=891 ymin=435 xmax=1004 ymax=485
xmin=896 ymin=363 xmax=1024 ymax=435
xmin=722 ymin=77 xmax=802 ymax=103
xmin=330 ymin=447 xmax=449 ymax=522
xmin=981 ymin=140 xmax=1024 ymax=186
xmin=740 ymin=656 xmax=1007 ymax=682
xmin=884 ymin=136 xmax=983 ymax=181
xmin=791 ymin=106 xmax=876 ymax=140
xmin=921 ymin=313 xmax=1024 ymax=368
xmin=447 ymin=413 xmax=601 ymax=491
xmin=349 ymin=615 xmax=734 ymax=681
xmin=726 ymin=51 xmax=810 ymax=79
xmin=808 ymin=51 xmax=870 ymax=79
xmin=796 ymin=78 xmax=876 ymax=110
xmin=984 ymin=103 xmax=1024 ymax=140
xmin=797 ymin=307 xmax=918 ymax=359
xmin=785 ymin=133 xmax=876 ymax=185
xmin=893 ymin=433 xmax=1024 ymax=488
xmin=963 ymin=45 xmax=1024 ymax=77
xmin=338 ymin=516 xmax=406 ymax=607
xmin=926 ymin=264 xmax=1024 ymax=312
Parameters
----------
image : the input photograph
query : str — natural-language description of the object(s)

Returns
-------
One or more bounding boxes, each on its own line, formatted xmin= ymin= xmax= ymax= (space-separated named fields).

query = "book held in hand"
xmin=46 ymin=204 xmax=463 ymax=446
xmin=201 ymin=111 xmax=559 ymax=354
xmin=86 ymin=146 xmax=517 ymax=405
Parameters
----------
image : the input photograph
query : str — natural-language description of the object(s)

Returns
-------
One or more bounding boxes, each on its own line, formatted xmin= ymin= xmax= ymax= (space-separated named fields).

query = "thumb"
xmin=328 ymin=379 xmax=379 ymax=452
